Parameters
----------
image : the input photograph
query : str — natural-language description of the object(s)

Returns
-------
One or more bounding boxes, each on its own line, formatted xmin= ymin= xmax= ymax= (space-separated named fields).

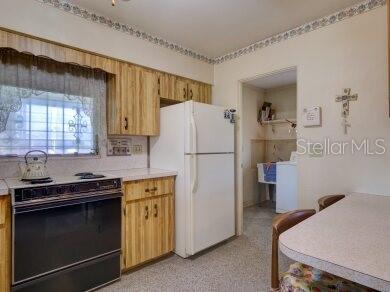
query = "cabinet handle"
xmin=154 ymin=204 xmax=158 ymax=217
xmin=145 ymin=188 xmax=150 ymax=193
xmin=124 ymin=117 xmax=128 ymax=130
xmin=190 ymin=89 xmax=193 ymax=99
xmin=183 ymin=88 xmax=187 ymax=100
xmin=149 ymin=187 xmax=158 ymax=195
xmin=145 ymin=206 xmax=149 ymax=219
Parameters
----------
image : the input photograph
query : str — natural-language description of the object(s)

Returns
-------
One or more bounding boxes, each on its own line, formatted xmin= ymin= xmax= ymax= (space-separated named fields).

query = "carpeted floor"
xmin=101 ymin=203 xmax=292 ymax=292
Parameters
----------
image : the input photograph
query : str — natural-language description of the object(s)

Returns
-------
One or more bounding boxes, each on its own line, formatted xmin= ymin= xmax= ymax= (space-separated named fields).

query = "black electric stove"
xmin=11 ymin=177 xmax=122 ymax=292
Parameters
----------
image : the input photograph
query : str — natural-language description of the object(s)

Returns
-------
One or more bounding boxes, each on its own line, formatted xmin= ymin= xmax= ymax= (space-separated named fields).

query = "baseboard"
xmin=243 ymin=200 xmax=260 ymax=208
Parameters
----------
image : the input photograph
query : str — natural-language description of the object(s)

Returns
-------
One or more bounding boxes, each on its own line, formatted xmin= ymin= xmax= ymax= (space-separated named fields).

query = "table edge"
xmin=279 ymin=240 xmax=389 ymax=291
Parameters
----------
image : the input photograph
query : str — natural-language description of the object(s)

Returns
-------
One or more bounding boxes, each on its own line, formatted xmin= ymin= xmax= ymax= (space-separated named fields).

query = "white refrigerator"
xmin=150 ymin=101 xmax=235 ymax=258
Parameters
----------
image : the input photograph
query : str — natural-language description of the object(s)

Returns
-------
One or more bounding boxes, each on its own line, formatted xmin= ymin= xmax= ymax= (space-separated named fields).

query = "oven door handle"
xmin=14 ymin=193 xmax=122 ymax=214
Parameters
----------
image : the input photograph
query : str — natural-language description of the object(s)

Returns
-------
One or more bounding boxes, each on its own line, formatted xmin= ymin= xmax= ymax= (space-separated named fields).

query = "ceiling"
xmin=69 ymin=0 xmax=363 ymax=58
xmin=245 ymin=69 xmax=297 ymax=89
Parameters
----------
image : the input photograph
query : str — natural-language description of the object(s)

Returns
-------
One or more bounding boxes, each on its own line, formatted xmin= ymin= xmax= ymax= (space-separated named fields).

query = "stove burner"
xmin=21 ymin=178 xmax=53 ymax=184
xmin=75 ymin=172 xmax=93 ymax=177
xmin=79 ymin=174 xmax=106 ymax=180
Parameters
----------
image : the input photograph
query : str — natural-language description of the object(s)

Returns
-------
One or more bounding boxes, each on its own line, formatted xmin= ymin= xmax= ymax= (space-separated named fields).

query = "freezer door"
xmin=185 ymin=153 xmax=235 ymax=255
xmin=185 ymin=101 xmax=234 ymax=154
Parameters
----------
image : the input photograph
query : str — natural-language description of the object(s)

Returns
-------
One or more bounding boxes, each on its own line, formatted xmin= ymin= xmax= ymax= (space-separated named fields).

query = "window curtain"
xmin=0 ymin=48 xmax=106 ymax=153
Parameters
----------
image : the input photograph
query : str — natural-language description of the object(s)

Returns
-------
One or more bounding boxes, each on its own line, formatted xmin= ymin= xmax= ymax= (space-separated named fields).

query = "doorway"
xmin=236 ymin=67 xmax=298 ymax=235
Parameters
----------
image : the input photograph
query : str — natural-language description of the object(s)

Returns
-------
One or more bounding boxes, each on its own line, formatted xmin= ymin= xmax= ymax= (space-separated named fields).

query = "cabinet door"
xmin=150 ymin=195 xmax=174 ymax=259
xmin=201 ymin=84 xmax=212 ymax=104
xmin=124 ymin=200 xmax=153 ymax=268
xmin=160 ymin=194 xmax=174 ymax=255
xmin=149 ymin=197 xmax=163 ymax=259
xmin=175 ymin=78 xmax=188 ymax=102
xmin=158 ymin=73 xmax=176 ymax=101
xmin=106 ymin=62 xmax=122 ymax=135
xmin=134 ymin=67 xmax=159 ymax=136
xmin=0 ymin=196 xmax=10 ymax=292
xmin=120 ymin=63 xmax=135 ymax=135
xmin=188 ymin=82 xmax=200 ymax=102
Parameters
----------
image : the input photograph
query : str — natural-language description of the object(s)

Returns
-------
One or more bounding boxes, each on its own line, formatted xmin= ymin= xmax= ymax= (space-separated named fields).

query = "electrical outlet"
xmin=107 ymin=138 xmax=132 ymax=156
xmin=132 ymin=145 xmax=143 ymax=154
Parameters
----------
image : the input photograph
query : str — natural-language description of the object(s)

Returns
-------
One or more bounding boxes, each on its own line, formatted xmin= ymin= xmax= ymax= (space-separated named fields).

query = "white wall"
xmin=242 ymin=85 xmax=265 ymax=206
xmin=265 ymin=85 xmax=297 ymax=120
xmin=0 ymin=0 xmax=213 ymax=84
xmin=214 ymin=6 xmax=389 ymax=210
xmin=263 ymin=84 xmax=297 ymax=141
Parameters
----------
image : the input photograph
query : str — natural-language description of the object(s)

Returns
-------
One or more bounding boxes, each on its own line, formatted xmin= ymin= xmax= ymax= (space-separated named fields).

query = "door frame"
xmin=235 ymin=66 xmax=298 ymax=236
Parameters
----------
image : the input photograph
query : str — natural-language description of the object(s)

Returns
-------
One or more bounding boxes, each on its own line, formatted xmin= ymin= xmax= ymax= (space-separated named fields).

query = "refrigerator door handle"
xmin=189 ymin=153 xmax=197 ymax=254
xmin=190 ymin=113 xmax=198 ymax=194
xmin=191 ymin=154 xmax=198 ymax=194
xmin=190 ymin=113 xmax=197 ymax=154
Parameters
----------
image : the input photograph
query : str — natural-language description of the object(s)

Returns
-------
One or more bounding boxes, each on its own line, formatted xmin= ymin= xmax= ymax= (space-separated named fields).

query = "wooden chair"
xmin=271 ymin=210 xmax=316 ymax=290
xmin=318 ymin=194 xmax=345 ymax=211
xmin=271 ymin=209 xmax=373 ymax=291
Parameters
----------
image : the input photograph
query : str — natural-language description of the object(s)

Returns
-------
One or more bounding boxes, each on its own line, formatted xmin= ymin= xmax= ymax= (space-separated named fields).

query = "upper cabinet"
xmin=188 ymin=81 xmax=200 ymax=102
xmin=198 ymin=83 xmax=212 ymax=104
xmin=175 ymin=78 xmax=190 ymax=102
xmin=134 ymin=67 xmax=159 ymax=136
xmin=158 ymin=72 xmax=176 ymax=101
xmin=172 ymin=78 xmax=212 ymax=104
xmin=108 ymin=64 xmax=159 ymax=136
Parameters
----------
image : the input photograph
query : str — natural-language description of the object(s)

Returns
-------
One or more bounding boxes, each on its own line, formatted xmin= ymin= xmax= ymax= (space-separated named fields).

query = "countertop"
xmin=2 ymin=168 xmax=177 ymax=194
xmin=103 ymin=168 xmax=177 ymax=182
xmin=279 ymin=193 xmax=390 ymax=291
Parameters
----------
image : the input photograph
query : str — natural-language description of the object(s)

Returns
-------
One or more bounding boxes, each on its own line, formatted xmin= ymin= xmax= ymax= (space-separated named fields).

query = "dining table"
xmin=279 ymin=193 xmax=390 ymax=291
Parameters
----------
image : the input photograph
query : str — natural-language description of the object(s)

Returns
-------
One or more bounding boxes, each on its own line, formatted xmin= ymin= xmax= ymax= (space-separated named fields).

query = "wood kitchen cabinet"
xmin=174 ymin=78 xmax=212 ymax=104
xmin=188 ymin=81 xmax=200 ymax=102
xmin=0 ymin=196 xmax=11 ymax=292
xmin=134 ymin=66 xmax=160 ymax=136
xmin=158 ymin=72 xmax=176 ymax=101
xmin=175 ymin=78 xmax=189 ymax=102
xmin=199 ymin=83 xmax=212 ymax=104
xmin=108 ymin=64 xmax=159 ymax=136
xmin=122 ymin=177 xmax=174 ymax=270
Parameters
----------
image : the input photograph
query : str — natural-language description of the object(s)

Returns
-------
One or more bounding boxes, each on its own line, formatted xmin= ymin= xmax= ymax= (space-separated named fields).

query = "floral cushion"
xmin=280 ymin=262 xmax=373 ymax=292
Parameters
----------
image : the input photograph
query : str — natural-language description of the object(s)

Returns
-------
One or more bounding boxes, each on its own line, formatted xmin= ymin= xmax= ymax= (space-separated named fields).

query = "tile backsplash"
xmin=0 ymin=136 xmax=148 ymax=179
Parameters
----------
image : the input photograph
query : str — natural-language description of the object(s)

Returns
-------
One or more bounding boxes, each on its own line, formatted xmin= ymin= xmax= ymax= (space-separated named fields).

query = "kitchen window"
xmin=0 ymin=49 xmax=106 ymax=157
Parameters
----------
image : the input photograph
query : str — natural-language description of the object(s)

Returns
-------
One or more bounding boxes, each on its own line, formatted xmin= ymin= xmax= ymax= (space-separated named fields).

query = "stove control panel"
xmin=13 ymin=179 xmax=121 ymax=204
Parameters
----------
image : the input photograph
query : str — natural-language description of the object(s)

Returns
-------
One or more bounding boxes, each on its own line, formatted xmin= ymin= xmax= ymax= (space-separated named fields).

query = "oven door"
xmin=13 ymin=193 xmax=122 ymax=285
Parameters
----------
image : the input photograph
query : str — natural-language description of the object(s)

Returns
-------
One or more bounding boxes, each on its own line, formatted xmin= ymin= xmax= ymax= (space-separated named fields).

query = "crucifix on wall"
xmin=335 ymin=88 xmax=358 ymax=134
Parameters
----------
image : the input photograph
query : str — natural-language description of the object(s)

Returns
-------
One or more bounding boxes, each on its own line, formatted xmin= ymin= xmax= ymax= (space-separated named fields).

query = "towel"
xmin=263 ymin=163 xmax=276 ymax=183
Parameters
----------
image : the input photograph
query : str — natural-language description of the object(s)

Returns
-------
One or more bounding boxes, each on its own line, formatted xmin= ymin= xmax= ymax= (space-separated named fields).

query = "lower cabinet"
xmin=122 ymin=177 xmax=174 ymax=270
xmin=0 ymin=196 xmax=11 ymax=292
